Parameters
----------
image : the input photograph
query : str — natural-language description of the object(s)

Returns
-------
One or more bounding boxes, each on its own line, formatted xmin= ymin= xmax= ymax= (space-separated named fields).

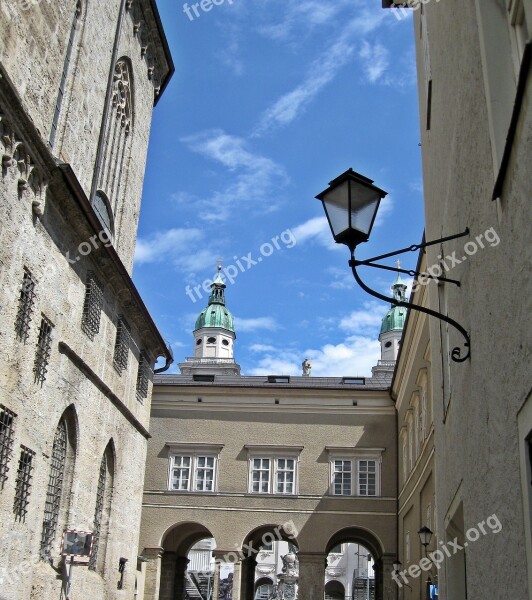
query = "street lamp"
xmin=418 ymin=526 xmax=433 ymax=551
xmin=315 ymin=168 xmax=471 ymax=362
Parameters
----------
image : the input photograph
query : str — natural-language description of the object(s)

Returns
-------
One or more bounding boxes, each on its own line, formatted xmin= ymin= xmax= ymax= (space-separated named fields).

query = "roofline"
xmin=148 ymin=0 xmax=175 ymax=105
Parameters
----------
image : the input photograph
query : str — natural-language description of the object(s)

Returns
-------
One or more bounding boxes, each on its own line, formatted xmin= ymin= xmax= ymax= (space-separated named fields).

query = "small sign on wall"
xmin=61 ymin=530 xmax=93 ymax=564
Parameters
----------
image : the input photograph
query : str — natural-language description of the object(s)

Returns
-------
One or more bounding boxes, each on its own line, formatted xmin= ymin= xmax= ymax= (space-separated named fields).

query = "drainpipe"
xmin=89 ymin=0 xmax=128 ymax=205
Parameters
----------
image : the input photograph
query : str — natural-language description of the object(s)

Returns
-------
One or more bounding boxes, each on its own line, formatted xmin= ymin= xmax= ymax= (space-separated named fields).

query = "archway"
xmin=325 ymin=580 xmax=345 ymax=600
xmin=254 ymin=577 xmax=274 ymax=599
xmin=326 ymin=529 xmax=383 ymax=600
xmin=159 ymin=522 xmax=216 ymax=600
xmin=240 ymin=524 xmax=299 ymax=600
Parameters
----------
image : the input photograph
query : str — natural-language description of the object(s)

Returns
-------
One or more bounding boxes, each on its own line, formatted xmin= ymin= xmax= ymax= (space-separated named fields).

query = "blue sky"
xmin=134 ymin=0 xmax=425 ymax=376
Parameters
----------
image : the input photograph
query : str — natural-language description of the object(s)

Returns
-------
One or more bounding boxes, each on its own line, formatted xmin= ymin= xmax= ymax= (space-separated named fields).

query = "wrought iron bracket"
xmin=348 ymin=229 xmax=471 ymax=363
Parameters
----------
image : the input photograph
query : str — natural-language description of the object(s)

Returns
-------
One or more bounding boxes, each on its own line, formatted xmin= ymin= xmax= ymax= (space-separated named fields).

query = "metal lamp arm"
xmin=349 ymin=255 xmax=470 ymax=363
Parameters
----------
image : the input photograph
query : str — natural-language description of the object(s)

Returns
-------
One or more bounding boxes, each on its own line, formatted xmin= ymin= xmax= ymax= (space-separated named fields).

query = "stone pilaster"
xmin=297 ymin=552 xmax=326 ymax=600
xmin=142 ymin=547 xmax=164 ymax=600
xmin=382 ymin=554 xmax=399 ymax=600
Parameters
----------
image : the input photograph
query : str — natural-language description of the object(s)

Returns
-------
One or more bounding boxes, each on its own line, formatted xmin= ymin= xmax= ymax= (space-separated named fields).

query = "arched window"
xmin=97 ymin=59 xmax=133 ymax=214
xmin=49 ymin=1 xmax=83 ymax=149
xmin=89 ymin=441 xmax=115 ymax=572
xmin=40 ymin=409 xmax=77 ymax=559
xmin=93 ymin=190 xmax=114 ymax=240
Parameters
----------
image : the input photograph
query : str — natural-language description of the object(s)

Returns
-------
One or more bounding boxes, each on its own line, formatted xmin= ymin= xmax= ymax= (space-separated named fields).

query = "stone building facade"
xmin=139 ymin=276 xmax=399 ymax=600
xmin=0 ymin=1 xmax=173 ymax=598
xmin=391 ymin=251 xmax=436 ymax=599
xmin=385 ymin=0 xmax=531 ymax=598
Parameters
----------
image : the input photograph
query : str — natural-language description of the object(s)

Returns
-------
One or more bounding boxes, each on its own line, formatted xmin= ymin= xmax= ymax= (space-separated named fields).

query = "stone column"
xmin=142 ymin=547 xmax=164 ymax=600
xmin=174 ymin=556 xmax=190 ymax=600
xmin=381 ymin=554 xmax=399 ymax=600
xmin=232 ymin=560 xmax=243 ymax=600
xmin=241 ymin=556 xmax=257 ymax=600
xmin=211 ymin=559 xmax=222 ymax=599
xmin=297 ymin=552 xmax=326 ymax=600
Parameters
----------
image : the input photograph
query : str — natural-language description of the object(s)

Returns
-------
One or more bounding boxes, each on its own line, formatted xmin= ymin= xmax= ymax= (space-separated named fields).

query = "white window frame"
xmin=402 ymin=438 xmax=408 ymax=484
xmin=166 ymin=443 xmax=223 ymax=493
xmin=245 ymin=445 xmax=302 ymax=496
xmin=326 ymin=448 xmax=383 ymax=497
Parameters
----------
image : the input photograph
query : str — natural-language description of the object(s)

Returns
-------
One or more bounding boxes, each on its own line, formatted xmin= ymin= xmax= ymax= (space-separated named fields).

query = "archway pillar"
xmin=142 ymin=546 xmax=164 ymax=600
xmin=240 ymin=556 xmax=257 ymax=600
xmin=297 ymin=552 xmax=326 ymax=600
xmin=381 ymin=554 xmax=398 ymax=600
xmin=174 ymin=556 xmax=190 ymax=600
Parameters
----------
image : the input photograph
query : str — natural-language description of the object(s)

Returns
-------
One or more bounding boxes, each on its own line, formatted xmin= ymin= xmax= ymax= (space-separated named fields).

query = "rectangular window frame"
xmin=166 ymin=444 xmax=223 ymax=493
xmin=136 ymin=351 xmax=152 ymax=402
xmin=327 ymin=448 xmax=383 ymax=497
xmin=113 ymin=316 xmax=131 ymax=375
xmin=13 ymin=446 xmax=35 ymax=521
xmin=15 ymin=268 xmax=36 ymax=343
xmin=81 ymin=272 xmax=104 ymax=340
xmin=0 ymin=405 xmax=17 ymax=488
xmin=34 ymin=315 xmax=54 ymax=385
xmin=245 ymin=445 xmax=302 ymax=496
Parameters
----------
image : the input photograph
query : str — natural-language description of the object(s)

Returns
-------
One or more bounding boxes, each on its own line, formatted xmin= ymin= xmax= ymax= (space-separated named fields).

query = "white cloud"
xmin=246 ymin=301 xmax=386 ymax=377
xmin=135 ymin=228 xmax=203 ymax=265
xmin=339 ymin=301 xmax=387 ymax=334
xmin=359 ymin=41 xmax=390 ymax=83
xmin=290 ymin=216 xmax=339 ymax=251
xmin=253 ymin=8 xmax=388 ymax=136
xmin=248 ymin=343 xmax=277 ymax=352
xmin=234 ymin=317 xmax=280 ymax=332
xmin=179 ymin=130 xmax=287 ymax=221
xmin=247 ymin=334 xmax=381 ymax=377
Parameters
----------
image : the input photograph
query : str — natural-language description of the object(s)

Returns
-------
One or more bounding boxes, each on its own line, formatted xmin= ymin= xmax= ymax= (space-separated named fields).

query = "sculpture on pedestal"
xmin=269 ymin=551 xmax=299 ymax=600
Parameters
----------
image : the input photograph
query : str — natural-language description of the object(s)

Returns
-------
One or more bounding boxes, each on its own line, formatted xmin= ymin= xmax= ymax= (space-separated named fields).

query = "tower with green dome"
xmin=379 ymin=273 xmax=408 ymax=362
xmin=179 ymin=267 xmax=241 ymax=376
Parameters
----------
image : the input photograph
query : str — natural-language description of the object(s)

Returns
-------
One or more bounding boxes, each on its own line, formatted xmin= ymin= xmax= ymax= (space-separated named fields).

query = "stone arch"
xmin=98 ymin=56 xmax=134 ymax=215
xmin=89 ymin=438 xmax=115 ymax=574
xmin=325 ymin=579 xmax=345 ymax=599
xmin=240 ymin=524 xmax=299 ymax=600
xmin=39 ymin=404 xmax=78 ymax=559
xmin=326 ymin=528 xmax=384 ymax=600
xmin=159 ymin=522 xmax=216 ymax=600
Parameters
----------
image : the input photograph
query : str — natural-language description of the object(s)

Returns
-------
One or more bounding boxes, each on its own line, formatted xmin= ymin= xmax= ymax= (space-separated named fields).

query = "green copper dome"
xmin=194 ymin=270 xmax=236 ymax=333
xmin=380 ymin=273 xmax=408 ymax=335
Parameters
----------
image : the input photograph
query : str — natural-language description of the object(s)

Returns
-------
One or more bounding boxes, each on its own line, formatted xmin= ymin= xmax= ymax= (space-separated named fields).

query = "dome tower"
xmin=179 ymin=267 xmax=241 ymax=376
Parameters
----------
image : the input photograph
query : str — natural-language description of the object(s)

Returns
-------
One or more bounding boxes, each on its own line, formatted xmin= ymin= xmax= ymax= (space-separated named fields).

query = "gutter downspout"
xmin=89 ymin=0 xmax=128 ymax=204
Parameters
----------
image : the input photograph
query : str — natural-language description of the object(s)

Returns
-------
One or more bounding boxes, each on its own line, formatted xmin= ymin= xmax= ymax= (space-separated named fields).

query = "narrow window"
xmin=34 ymin=316 xmax=54 ymax=385
xmin=89 ymin=445 xmax=114 ymax=572
xmin=170 ymin=456 xmax=192 ymax=491
xmin=98 ymin=59 xmax=133 ymax=211
xmin=41 ymin=420 xmax=67 ymax=558
xmin=402 ymin=442 xmax=408 ymax=483
xmin=405 ymin=531 xmax=411 ymax=563
xmin=414 ymin=409 xmax=420 ymax=458
xmin=113 ymin=317 xmax=131 ymax=374
xmin=333 ymin=460 xmax=352 ymax=496
xmin=15 ymin=269 xmax=36 ymax=343
xmin=49 ymin=1 xmax=82 ymax=149
xmin=0 ymin=405 xmax=17 ymax=488
xmin=358 ymin=460 xmax=377 ymax=496
xmin=195 ymin=456 xmax=215 ymax=492
xmin=136 ymin=352 xmax=151 ymax=402
xmin=408 ymin=423 xmax=414 ymax=470
xmin=81 ymin=272 xmax=104 ymax=340
xmin=251 ymin=458 xmax=271 ymax=493
xmin=13 ymin=446 xmax=35 ymax=521
xmin=275 ymin=458 xmax=295 ymax=494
